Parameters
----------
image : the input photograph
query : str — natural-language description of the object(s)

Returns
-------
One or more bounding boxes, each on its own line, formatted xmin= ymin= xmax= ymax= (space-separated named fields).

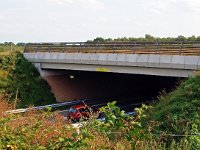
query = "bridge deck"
xmin=24 ymin=42 xmax=200 ymax=56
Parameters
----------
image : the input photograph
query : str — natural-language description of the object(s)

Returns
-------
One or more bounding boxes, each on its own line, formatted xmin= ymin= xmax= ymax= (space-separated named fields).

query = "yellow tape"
xmin=96 ymin=68 xmax=110 ymax=72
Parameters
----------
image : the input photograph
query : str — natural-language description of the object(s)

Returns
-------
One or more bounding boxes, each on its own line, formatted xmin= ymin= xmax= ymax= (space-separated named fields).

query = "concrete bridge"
xmin=23 ymin=42 xmax=200 ymax=77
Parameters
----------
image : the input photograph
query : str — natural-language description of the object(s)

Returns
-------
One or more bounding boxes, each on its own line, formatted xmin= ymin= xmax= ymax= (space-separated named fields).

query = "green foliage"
xmin=0 ymin=111 xmax=80 ymax=149
xmin=47 ymin=132 xmax=88 ymax=150
xmin=85 ymin=102 xmax=153 ymax=149
xmin=143 ymin=75 xmax=200 ymax=148
xmin=92 ymin=37 xmax=106 ymax=43
xmin=0 ymin=54 xmax=16 ymax=94
xmin=0 ymin=52 xmax=56 ymax=108
xmin=89 ymin=35 xmax=200 ymax=43
xmin=94 ymin=101 xmax=131 ymax=140
xmin=0 ymin=43 xmax=23 ymax=52
xmin=0 ymin=99 xmax=195 ymax=149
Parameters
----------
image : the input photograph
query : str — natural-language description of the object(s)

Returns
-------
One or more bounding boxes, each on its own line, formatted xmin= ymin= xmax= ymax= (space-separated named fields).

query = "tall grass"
xmin=142 ymin=75 xmax=200 ymax=149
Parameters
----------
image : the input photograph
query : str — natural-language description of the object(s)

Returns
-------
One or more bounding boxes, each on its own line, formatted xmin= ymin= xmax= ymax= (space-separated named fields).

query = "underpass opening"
xmin=44 ymin=69 xmax=184 ymax=109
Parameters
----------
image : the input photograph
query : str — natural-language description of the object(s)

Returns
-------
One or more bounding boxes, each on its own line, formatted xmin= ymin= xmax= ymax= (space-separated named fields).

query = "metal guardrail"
xmin=5 ymin=99 xmax=85 ymax=114
xmin=24 ymin=41 xmax=200 ymax=55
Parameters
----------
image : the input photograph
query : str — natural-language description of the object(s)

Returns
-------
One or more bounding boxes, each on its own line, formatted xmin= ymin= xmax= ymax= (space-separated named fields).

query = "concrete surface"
xmin=23 ymin=52 xmax=200 ymax=77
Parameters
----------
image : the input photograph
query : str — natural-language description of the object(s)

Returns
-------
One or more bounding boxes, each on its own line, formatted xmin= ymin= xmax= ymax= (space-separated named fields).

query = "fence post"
xmin=48 ymin=44 xmax=52 ymax=53
xmin=93 ymin=41 xmax=99 ymax=53
xmin=63 ymin=43 xmax=66 ymax=53
xmin=78 ymin=43 xmax=80 ymax=53
xmin=36 ymin=43 xmax=39 ymax=53
xmin=133 ymin=41 xmax=136 ymax=54
xmin=155 ymin=42 xmax=159 ymax=55
xmin=112 ymin=41 xmax=116 ymax=54
xmin=179 ymin=41 xmax=183 ymax=55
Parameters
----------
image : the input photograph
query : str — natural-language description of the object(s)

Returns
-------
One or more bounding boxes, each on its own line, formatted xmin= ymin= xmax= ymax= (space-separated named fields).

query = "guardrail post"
xmin=36 ymin=43 xmax=39 ymax=53
xmin=48 ymin=45 xmax=50 ymax=53
xmin=155 ymin=42 xmax=158 ymax=55
xmin=132 ymin=42 xmax=136 ymax=54
xmin=63 ymin=43 xmax=66 ymax=53
xmin=77 ymin=43 xmax=80 ymax=53
xmin=113 ymin=42 xmax=116 ymax=54
xmin=79 ymin=43 xmax=82 ymax=53
xmin=179 ymin=41 xmax=183 ymax=55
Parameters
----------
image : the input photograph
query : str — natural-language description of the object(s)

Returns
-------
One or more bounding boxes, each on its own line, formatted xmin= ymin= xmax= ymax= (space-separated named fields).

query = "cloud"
xmin=47 ymin=0 xmax=72 ymax=5
xmin=47 ymin=0 xmax=104 ymax=10
xmin=99 ymin=17 xmax=108 ymax=23
xmin=0 ymin=15 xmax=4 ymax=20
xmin=141 ymin=0 xmax=200 ymax=14
xmin=175 ymin=0 xmax=200 ymax=11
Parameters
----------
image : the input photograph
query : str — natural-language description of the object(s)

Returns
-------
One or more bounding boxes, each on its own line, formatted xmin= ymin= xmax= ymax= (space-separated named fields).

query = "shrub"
xmin=0 ymin=52 xmax=56 ymax=108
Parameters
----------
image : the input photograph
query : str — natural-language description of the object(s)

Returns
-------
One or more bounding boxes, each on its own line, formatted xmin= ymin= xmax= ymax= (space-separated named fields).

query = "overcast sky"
xmin=0 ymin=0 xmax=200 ymax=43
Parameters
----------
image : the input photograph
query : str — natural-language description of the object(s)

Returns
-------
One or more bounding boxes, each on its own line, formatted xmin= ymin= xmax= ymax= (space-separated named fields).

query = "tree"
xmin=93 ymin=37 xmax=105 ymax=43
xmin=187 ymin=35 xmax=196 ymax=41
xmin=17 ymin=43 xmax=26 ymax=46
xmin=145 ymin=34 xmax=155 ymax=42
xmin=176 ymin=35 xmax=187 ymax=42
xmin=197 ymin=36 xmax=200 ymax=41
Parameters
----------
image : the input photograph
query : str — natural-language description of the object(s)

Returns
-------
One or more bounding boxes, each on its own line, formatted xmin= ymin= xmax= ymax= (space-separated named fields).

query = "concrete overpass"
xmin=23 ymin=42 xmax=200 ymax=77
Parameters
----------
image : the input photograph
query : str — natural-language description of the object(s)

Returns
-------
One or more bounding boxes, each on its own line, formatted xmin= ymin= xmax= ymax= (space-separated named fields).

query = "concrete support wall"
xmin=33 ymin=63 xmax=68 ymax=77
xmin=24 ymin=52 xmax=200 ymax=77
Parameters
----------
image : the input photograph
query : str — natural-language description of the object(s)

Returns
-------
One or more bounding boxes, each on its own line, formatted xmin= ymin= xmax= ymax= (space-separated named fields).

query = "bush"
xmin=0 ymin=52 xmax=56 ymax=108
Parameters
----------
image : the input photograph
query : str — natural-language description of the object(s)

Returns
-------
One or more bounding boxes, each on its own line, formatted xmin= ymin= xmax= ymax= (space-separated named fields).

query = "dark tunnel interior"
xmin=44 ymin=69 xmax=184 ymax=105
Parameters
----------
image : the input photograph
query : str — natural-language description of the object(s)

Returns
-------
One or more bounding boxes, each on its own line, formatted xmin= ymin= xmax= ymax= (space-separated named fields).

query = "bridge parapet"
xmin=24 ymin=42 xmax=200 ymax=56
xmin=23 ymin=42 xmax=200 ymax=77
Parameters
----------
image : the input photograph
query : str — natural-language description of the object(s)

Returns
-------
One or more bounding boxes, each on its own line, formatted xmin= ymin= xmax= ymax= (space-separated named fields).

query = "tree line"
xmin=1 ymin=35 xmax=200 ymax=45
xmin=89 ymin=34 xmax=200 ymax=43
xmin=0 ymin=42 xmax=25 ymax=46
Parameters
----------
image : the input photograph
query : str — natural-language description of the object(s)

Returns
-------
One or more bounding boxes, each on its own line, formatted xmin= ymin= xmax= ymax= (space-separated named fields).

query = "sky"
xmin=0 ymin=0 xmax=200 ymax=43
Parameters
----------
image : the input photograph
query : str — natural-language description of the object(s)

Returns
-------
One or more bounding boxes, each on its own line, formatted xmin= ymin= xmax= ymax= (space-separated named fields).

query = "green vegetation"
xmin=143 ymin=75 xmax=200 ymax=149
xmin=0 ymin=99 xmax=197 ymax=149
xmin=0 ymin=51 xmax=56 ymax=108
xmin=0 ymin=42 xmax=24 ymax=52
xmin=89 ymin=34 xmax=200 ymax=43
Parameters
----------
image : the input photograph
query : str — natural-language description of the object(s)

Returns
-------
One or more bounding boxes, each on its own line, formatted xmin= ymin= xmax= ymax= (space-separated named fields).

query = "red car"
xmin=67 ymin=104 xmax=98 ymax=121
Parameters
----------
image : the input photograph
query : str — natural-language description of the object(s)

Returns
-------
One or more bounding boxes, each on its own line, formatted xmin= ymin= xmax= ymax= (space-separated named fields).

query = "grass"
xmin=143 ymin=75 xmax=200 ymax=149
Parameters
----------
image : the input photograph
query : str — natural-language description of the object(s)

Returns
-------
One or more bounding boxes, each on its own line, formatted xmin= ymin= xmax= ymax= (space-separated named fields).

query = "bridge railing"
xmin=24 ymin=41 xmax=200 ymax=55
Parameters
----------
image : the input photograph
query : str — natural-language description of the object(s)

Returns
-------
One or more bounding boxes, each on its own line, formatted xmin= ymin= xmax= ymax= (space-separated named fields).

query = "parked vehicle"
xmin=67 ymin=103 xmax=98 ymax=121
